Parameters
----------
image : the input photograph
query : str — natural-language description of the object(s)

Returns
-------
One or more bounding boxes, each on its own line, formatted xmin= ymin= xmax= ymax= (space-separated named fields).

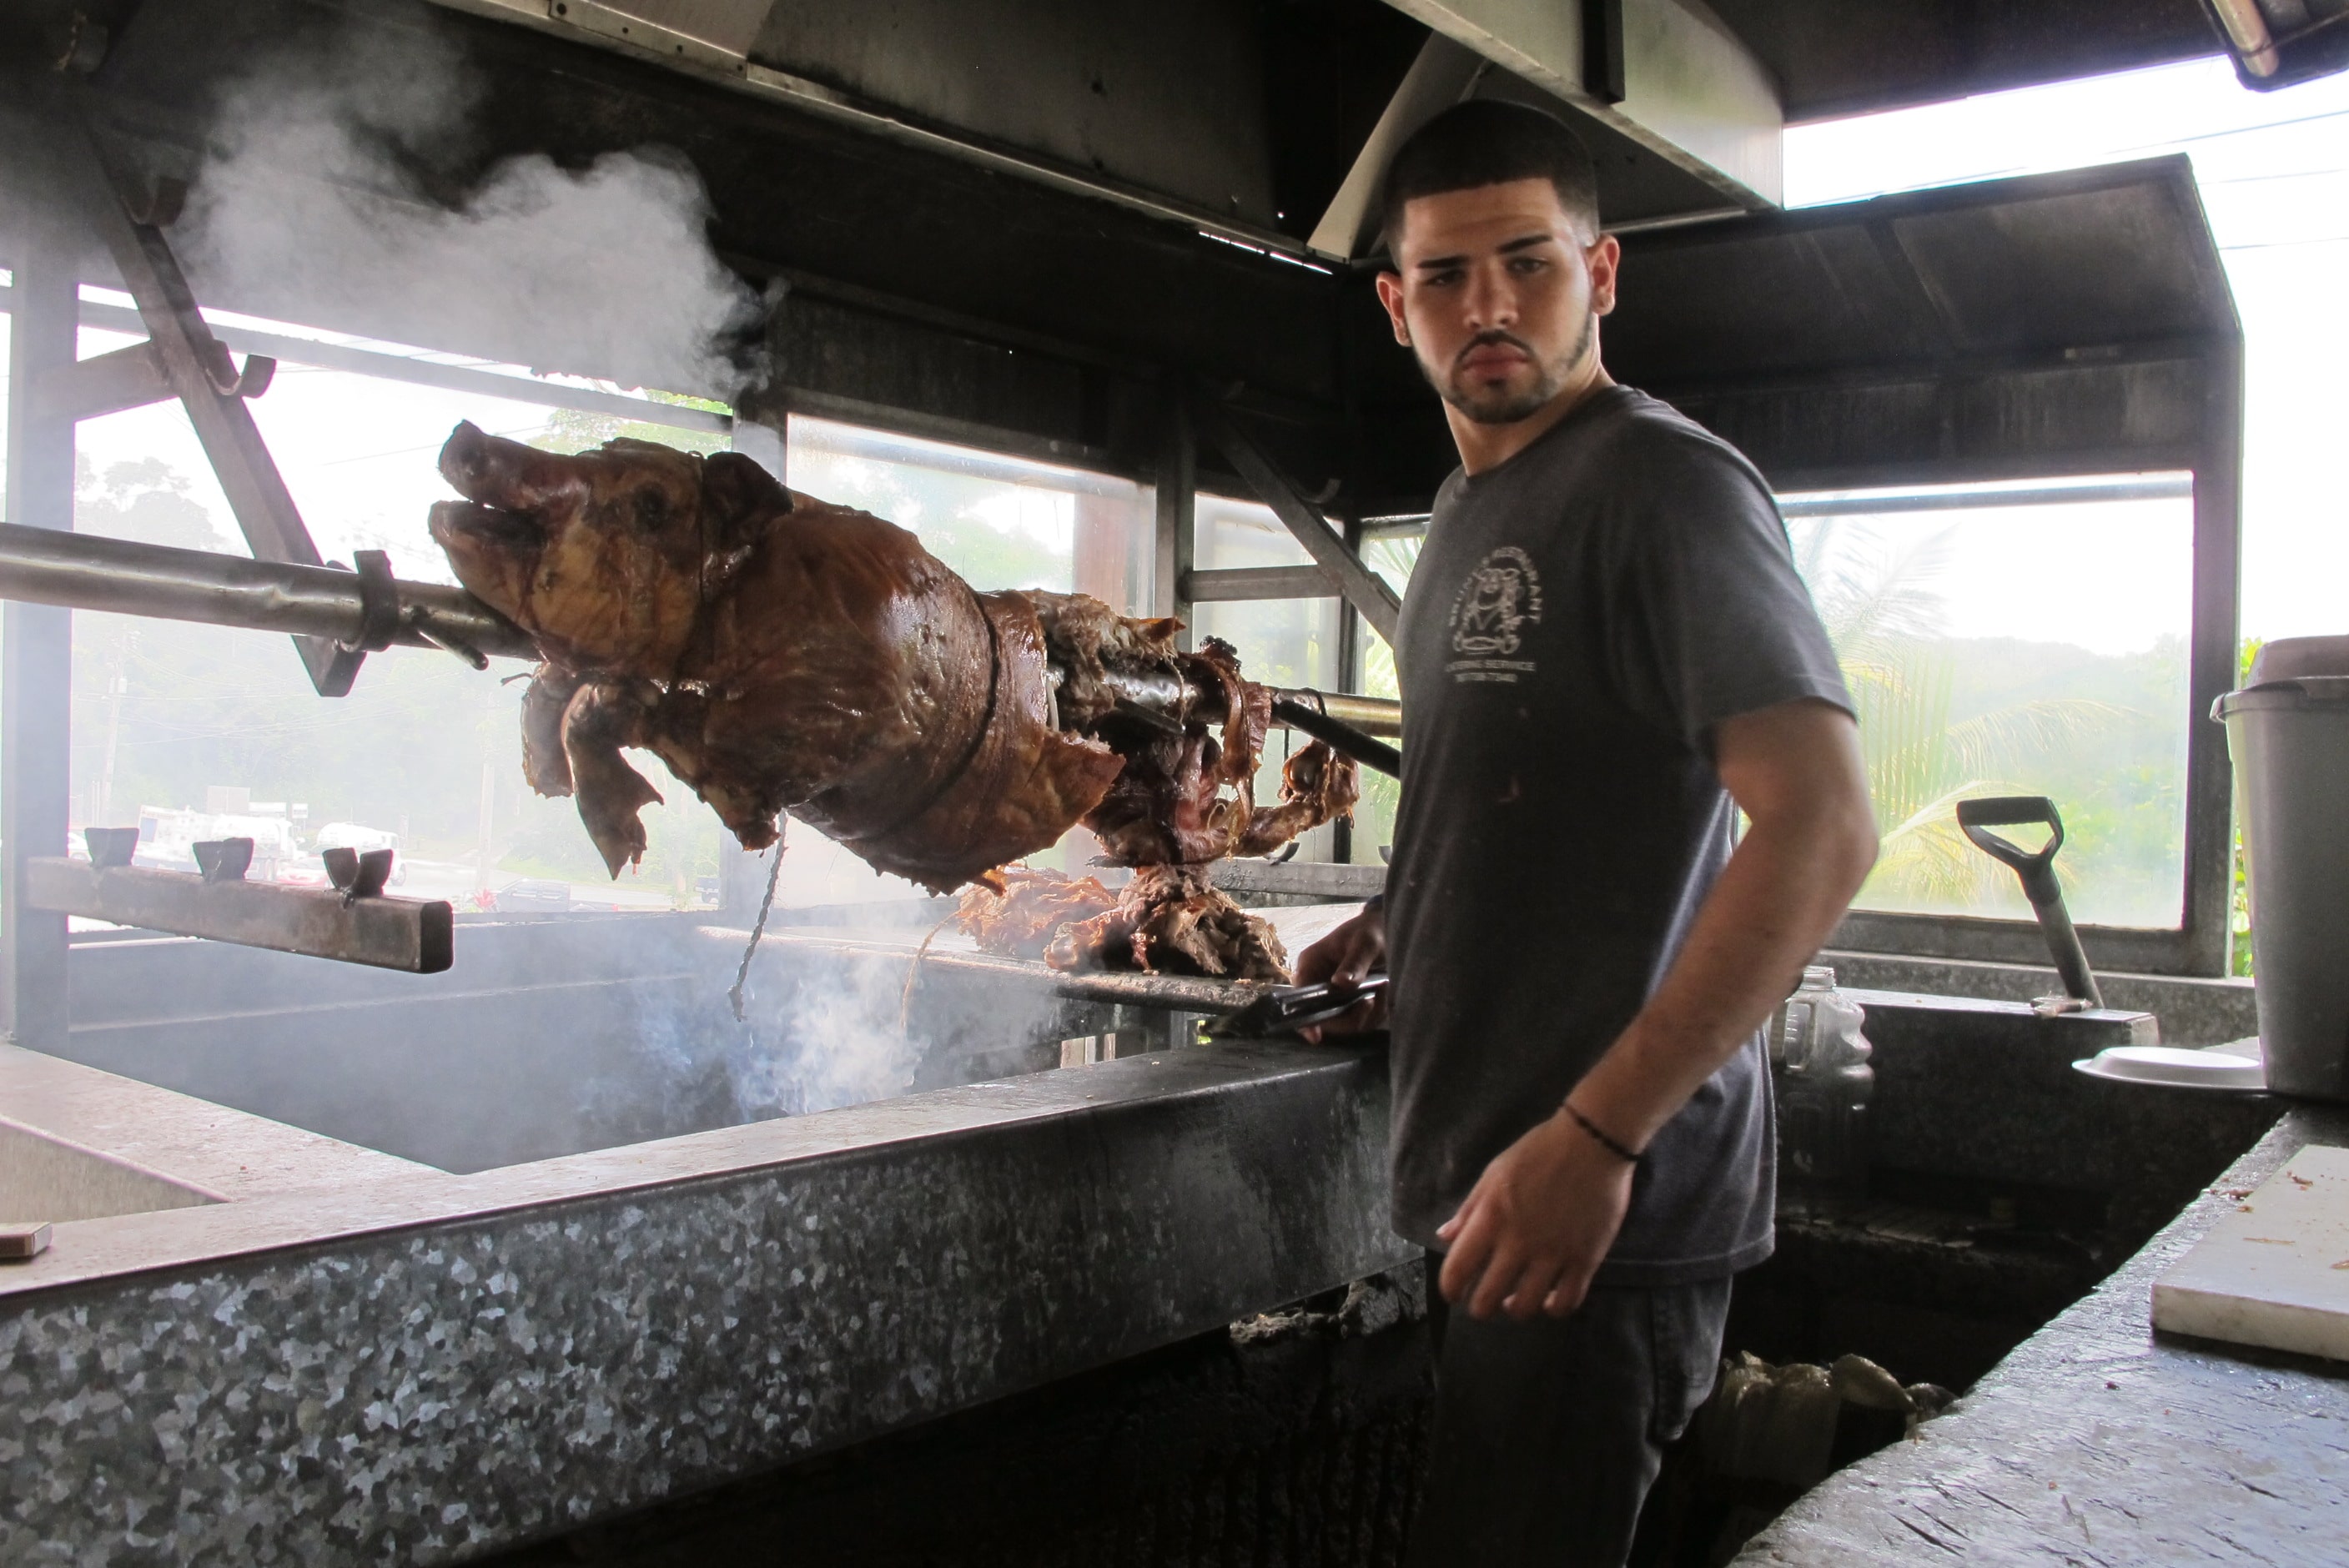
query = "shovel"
xmin=1956 ymin=796 xmax=2103 ymax=1010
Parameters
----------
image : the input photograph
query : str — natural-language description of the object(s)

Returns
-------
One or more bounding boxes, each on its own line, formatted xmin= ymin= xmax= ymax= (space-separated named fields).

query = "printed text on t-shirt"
xmin=1446 ymin=546 xmax=1543 ymax=682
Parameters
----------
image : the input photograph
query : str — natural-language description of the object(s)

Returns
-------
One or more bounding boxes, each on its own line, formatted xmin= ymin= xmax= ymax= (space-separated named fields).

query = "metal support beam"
xmin=1191 ymin=400 xmax=1402 ymax=647
xmin=1181 ymin=565 xmax=1336 ymax=603
xmin=33 ymin=338 xmax=184 ymax=425
xmin=1153 ymin=383 xmax=1195 ymax=648
xmin=0 ymin=523 xmax=536 ymax=662
xmin=3 ymin=244 xmax=78 ymax=1054
xmin=25 ymin=860 xmax=455 ymax=974
xmin=72 ymin=130 xmax=364 ymax=696
xmin=2181 ymin=341 xmax=2246 ymax=977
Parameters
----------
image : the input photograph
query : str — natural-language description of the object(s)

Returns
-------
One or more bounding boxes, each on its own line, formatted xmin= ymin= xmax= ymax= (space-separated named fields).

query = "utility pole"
xmin=475 ymin=760 xmax=495 ymax=899
xmin=98 ymin=633 xmax=130 ymax=825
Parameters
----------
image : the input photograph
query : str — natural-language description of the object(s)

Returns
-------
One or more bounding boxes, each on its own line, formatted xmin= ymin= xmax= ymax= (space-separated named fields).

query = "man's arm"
xmin=1436 ymin=697 xmax=1877 ymax=1319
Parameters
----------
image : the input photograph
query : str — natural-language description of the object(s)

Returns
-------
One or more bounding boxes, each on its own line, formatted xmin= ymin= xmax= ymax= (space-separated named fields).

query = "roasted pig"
xmin=427 ymin=425 xmax=1357 ymax=963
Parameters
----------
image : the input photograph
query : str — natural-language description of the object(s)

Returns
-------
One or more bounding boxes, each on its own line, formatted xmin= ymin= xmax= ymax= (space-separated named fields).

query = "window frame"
xmin=1278 ymin=415 xmax=2242 ymax=979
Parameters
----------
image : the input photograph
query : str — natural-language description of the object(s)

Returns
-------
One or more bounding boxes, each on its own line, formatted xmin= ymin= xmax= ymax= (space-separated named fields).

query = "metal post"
xmin=3 ymin=245 xmax=79 ymax=1052
xmin=1331 ymin=519 xmax=1363 ymax=866
xmin=2184 ymin=337 xmax=2246 ymax=977
xmin=1153 ymin=380 xmax=1195 ymax=649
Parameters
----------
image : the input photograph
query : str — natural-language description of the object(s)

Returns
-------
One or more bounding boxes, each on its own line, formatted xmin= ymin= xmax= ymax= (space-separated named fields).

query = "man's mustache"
xmin=1452 ymin=330 xmax=1537 ymax=371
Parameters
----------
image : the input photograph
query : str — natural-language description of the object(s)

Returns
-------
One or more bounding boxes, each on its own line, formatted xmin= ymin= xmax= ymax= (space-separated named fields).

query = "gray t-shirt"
xmin=1384 ymin=385 xmax=1851 ymax=1286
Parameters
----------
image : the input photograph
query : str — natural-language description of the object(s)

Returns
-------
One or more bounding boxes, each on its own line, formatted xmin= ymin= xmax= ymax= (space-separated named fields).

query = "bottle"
xmin=1771 ymin=966 xmax=1874 ymax=1211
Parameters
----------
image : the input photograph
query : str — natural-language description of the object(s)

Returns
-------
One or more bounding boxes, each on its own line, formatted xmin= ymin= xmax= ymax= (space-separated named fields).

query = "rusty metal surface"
xmin=26 ymin=857 xmax=456 ymax=973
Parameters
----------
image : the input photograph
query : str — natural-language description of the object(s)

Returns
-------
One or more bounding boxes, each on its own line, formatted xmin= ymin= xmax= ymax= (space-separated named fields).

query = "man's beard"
xmin=1427 ymin=316 xmax=1593 ymax=425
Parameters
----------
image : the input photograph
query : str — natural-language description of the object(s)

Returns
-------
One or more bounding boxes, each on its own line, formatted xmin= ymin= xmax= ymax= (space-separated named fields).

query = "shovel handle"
xmin=1955 ymin=796 xmax=2103 ymax=1008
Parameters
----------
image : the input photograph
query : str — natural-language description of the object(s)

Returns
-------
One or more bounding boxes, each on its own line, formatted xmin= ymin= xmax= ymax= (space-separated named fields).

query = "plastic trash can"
xmin=2214 ymin=635 xmax=2349 ymax=1100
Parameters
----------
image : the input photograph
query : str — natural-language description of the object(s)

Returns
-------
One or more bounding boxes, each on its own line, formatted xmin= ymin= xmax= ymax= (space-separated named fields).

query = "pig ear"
xmin=702 ymin=451 xmax=792 ymax=523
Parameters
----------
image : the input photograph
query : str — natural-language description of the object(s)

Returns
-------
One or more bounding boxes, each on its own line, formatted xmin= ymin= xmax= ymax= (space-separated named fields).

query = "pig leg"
xmin=521 ymin=664 xmax=586 ymax=797
xmin=563 ymin=681 xmax=665 ymax=877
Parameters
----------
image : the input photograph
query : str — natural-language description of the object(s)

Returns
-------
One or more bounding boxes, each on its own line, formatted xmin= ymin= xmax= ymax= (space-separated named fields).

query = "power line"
xmin=2199 ymin=166 xmax=2349 ymax=186
xmin=2221 ymin=234 xmax=2349 ymax=250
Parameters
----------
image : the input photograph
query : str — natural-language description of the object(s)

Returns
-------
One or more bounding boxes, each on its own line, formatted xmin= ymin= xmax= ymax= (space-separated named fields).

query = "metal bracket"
xmin=344 ymin=550 xmax=402 ymax=653
xmin=25 ymin=856 xmax=453 ymax=972
xmin=71 ymin=119 xmax=365 ymax=697
xmin=1190 ymin=393 xmax=1402 ymax=646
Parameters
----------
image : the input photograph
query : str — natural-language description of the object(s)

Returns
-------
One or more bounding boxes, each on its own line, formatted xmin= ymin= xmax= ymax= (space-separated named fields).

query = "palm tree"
xmin=1794 ymin=518 xmax=2125 ymax=912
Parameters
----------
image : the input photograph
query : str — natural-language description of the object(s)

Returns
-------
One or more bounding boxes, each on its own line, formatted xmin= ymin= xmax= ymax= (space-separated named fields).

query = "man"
xmin=1295 ymin=101 xmax=1879 ymax=1565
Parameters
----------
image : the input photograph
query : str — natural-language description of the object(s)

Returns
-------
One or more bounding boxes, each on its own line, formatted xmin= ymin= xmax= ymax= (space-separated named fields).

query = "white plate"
xmin=2072 ymin=1044 xmax=2266 ymax=1091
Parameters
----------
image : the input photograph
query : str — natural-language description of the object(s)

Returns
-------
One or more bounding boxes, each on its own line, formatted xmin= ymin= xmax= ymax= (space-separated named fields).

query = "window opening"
xmin=1786 ymin=478 xmax=2196 ymax=930
xmin=1190 ymin=492 xmax=1344 ymax=863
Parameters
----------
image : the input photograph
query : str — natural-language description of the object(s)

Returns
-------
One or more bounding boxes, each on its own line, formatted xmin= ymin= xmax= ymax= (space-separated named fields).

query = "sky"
xmin=1781 ymin=55 xmax=2349 ymax=646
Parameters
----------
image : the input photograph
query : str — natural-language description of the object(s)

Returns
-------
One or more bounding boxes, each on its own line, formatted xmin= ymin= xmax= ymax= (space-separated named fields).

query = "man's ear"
xmin=1587 ymin=234 xmax=1622 ymax=318
xmin=1374 ymin=270 xmax=1412 ymax=347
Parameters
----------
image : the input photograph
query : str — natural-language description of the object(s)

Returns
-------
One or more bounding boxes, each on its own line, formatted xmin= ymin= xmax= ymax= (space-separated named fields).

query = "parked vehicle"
xmin=313 ymin=822 xmax=407 ymax=884
xmin=133 ymin=806 xmax=302 ymax=882
xmin=497 ymin=879 xmax=574 ymax=912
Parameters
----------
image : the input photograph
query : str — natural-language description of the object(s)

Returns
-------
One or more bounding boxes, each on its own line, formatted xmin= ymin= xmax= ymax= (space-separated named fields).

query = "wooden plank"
xmin=25 ymin=859 xmax=454 ymax=974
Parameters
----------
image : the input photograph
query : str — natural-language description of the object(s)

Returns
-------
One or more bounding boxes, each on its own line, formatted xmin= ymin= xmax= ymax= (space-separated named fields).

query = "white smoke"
xmin=183 ymin=14 xmax=767 ymax=399
xmin=728 ymin=950 xmax=928 ymax=1117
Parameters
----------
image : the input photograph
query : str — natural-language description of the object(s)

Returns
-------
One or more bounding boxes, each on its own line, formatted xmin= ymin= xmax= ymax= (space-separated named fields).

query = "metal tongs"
xmin=1208 ymin=973 xmax=1389 ymax=1038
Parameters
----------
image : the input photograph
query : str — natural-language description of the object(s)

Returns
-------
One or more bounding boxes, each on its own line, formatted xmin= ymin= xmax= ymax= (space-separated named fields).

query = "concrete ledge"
xmin=1826 ymin=949 xmax=2259 ymax=1048
xmin=0 ymin=1119 xmax=219 ymax=1224
xmin=1739 ymin=1103 xmax=2349 ymax=1565
xmin=0 ymin=1040 xmax=1405 ymax=1564
xmin=0 ymin=1044 xmax=429 ymax=1209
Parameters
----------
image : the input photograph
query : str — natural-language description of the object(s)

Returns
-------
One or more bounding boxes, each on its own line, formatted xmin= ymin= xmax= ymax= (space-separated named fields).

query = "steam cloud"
xmin=184 ymin=14 xmax=767 ymax=398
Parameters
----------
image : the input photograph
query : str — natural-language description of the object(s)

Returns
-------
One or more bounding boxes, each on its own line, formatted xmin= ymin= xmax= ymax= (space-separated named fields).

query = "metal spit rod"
xmin=0 ymin=520 xmax=537 ymax=663
xmin=0 ymin=521 xmax=1404 ymax=735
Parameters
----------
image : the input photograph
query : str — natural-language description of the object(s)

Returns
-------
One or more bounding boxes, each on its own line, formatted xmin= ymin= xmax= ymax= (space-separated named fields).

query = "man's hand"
xmin=1292 ymin=904 xmax=1388 ymax=1042
xmin=1436 ymin=1108 xmax=1634 ymax=1320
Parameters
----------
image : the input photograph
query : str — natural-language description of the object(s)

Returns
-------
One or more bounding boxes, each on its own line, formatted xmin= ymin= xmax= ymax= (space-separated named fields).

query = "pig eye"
xmin=633 ymin=487 xmax=672 ymax=531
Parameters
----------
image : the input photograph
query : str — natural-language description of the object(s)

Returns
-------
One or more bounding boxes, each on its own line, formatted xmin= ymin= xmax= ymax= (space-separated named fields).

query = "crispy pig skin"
xmin=429 ymin=422 xmax=1119 ymax=890
xmin=1234 ymin=737 xmax=1362 ymax=858
xmin=953 ymin=866 xmax=1118 ymax=962
xmin=428 ymin=424 xmax=1355 ymax=901
xmin=1043 ymin=866 xmax=1289 ymax=982
xmin=958 ymin=864 xmax=1290 ymax=982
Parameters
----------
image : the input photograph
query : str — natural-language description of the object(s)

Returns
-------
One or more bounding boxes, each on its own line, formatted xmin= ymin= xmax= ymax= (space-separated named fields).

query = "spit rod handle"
xmin=1269 ymin=696 xmax=1401 ymax=778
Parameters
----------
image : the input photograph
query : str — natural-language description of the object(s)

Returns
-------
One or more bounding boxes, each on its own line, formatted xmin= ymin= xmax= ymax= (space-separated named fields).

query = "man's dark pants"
xmin=1405 ymin=1258 xmax=1731 ymax=1567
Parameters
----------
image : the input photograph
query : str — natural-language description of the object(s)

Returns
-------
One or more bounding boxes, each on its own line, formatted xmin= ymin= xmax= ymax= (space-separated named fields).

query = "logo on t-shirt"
xmin=1446 ymin=547 xmax=1543 ymax=682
